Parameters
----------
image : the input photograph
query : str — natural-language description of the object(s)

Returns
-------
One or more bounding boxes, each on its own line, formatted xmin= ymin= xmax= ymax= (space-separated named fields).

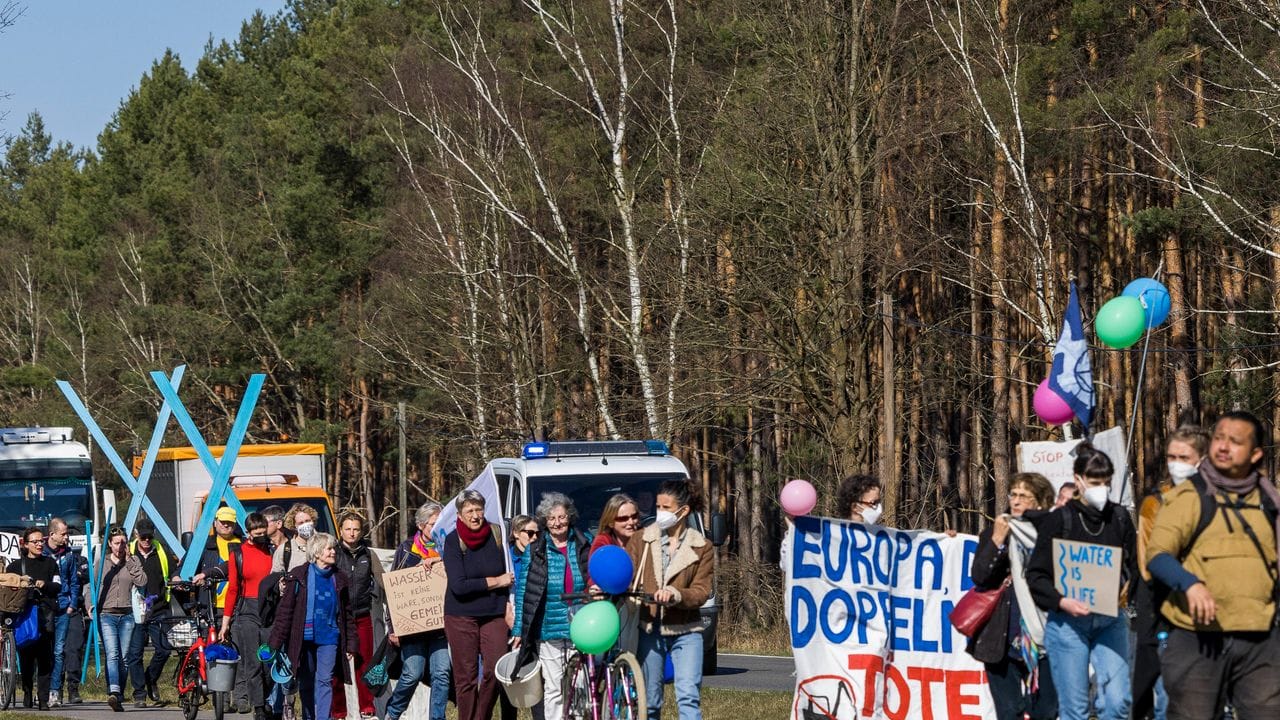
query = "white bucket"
xmin=495 ymin=650 xmax=542 ymax=709
xmin=207 ymin=659 xmax=238 ymax=693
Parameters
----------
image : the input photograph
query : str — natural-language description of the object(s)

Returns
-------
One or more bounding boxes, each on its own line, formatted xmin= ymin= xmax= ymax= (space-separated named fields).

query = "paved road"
xmin=37 ymin=654 xmax=794 ymax=720
xmin=705 ymin=653 xmax=794 ymax=693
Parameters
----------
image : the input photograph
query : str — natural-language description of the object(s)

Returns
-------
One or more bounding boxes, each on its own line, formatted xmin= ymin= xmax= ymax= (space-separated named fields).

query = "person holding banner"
xmin=442 ymin=490 xmax=513 ymax=720
xmin=1026 ymin=442 xmax=1137 ymax=720
xmin=627 ymin=478 xmax=713 ymax=720
xmin=966 ymin=472 xmax=1057 ymax=720
xmin=1146 ymin=411 xmax=1280 ymax=719
xmin=383 ymin=502 xmax=452 ymax=720
xmin=835 ymin=474 xmax=883 ymax=524
xmin=511 ymin=493 xmax=591 ymax=720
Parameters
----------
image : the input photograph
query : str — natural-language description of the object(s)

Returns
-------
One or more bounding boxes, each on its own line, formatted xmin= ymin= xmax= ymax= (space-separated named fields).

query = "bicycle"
xmin=0 ymin=574 xmax=32 ymax=711
xmin=166 ymin=578 xmax=231 ymax=720
xmin=559 ymin=591 xmax=648 ymax=720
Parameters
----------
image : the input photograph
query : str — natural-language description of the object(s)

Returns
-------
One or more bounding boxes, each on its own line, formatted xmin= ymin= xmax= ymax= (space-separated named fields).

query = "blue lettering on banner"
xmin=915 ymin=538 xmax=944 ymax=591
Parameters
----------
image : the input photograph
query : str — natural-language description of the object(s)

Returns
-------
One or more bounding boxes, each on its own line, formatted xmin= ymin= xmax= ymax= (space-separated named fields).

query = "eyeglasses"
xmin=27 ymin=538 xmax=44 ymax=544
xmin=613 ymin=514 xmax=638 ymax=523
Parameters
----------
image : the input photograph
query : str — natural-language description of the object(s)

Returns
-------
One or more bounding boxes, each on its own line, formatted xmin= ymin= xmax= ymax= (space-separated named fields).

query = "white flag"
xmin=432 ymin=465 xmax=510 ymax=571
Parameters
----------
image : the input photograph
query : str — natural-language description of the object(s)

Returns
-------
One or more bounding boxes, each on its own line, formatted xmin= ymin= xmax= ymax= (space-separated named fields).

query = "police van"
xmin=488 ymin=440 xmax=727 ymax=673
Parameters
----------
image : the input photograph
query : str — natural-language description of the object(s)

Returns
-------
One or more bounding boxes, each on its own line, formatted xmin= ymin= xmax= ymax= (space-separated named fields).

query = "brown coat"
xmin=625 ymin=523 xmax=713 ymax=636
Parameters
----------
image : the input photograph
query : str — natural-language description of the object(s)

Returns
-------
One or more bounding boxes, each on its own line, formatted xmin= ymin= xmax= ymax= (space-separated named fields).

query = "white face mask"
xmin=296 ymin=522 xmax=316 ymax=539
xmin=654 ymin=510 xmax=682 ymax=531
xmin=860 ymin=504 xmax=884 ymax=526
xmin=1083 ymin=485 xmax=1109 ymax=511
xmin=1168 ymin=461 xmax=1198 ymax=484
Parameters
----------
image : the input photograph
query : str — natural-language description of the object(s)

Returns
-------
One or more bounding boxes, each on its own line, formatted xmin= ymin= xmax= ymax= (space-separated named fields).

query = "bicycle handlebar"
xmin=561 ymin=591 xmax=653 ymax=603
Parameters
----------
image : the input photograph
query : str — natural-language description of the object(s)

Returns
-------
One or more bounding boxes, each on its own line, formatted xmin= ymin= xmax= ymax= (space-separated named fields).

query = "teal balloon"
xmin=1095 ymin=296 xmax=1146 ymax=349
xmin=569 ymin=600 xmax=621 ymax=654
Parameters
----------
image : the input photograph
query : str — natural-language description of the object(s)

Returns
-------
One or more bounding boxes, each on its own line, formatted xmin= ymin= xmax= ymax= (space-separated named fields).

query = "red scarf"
xmin=456 ymin=519 xmax=491 ymax=550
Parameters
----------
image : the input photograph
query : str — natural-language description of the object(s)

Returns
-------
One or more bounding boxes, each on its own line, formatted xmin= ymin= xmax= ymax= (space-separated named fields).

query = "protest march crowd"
xmin=0 ymin=476 xmax=713 ymax=720
xmin=826 ymin=409 xmax=1276 ymax=720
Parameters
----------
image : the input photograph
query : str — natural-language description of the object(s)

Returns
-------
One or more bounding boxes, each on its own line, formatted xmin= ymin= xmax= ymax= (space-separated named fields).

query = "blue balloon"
xmin=588 ymin=545 xmax=634 ymax=595
xmin=1122 ymin=278 xmax=1171 ymax=327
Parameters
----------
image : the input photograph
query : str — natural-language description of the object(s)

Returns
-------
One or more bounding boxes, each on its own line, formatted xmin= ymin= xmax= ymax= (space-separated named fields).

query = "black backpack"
xmin=256 ymin=570 xmax=296 ymax=626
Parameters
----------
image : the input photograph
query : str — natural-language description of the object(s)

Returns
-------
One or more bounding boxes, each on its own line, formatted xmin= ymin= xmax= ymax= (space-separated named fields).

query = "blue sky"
xmin=0 ymin=1 xmax=287 ymax=152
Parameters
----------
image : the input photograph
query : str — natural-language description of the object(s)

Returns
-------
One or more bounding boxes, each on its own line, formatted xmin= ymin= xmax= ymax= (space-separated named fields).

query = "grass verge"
xmin=718 ymin=620 xmax=791 ymax=657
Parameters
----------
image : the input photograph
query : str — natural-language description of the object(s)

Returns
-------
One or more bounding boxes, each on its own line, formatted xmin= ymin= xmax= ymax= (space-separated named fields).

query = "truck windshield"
xmin=0 ymin=479 xmax=92 ymax=533
xmin=528 ymin=473 xmax=690 ymax=534
xmin=233 ymin=498 xmax=336 ymax=535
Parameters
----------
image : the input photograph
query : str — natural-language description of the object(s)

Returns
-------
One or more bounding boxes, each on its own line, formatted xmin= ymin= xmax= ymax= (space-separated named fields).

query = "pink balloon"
xmin=779 ymin=479 xmax=818 ymax=517
xmin=1033 ymin=379 xmax=1075 ymax=425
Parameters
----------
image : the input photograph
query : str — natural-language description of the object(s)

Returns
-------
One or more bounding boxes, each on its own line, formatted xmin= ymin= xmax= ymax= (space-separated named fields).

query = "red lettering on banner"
xmin=842 ymin=654 xmax=988 ymax=720
xmin=882 ymin=664 xmax=908 ymax=720
xmin=945 ymin=669 xmax=984 ymax=720
xmin=906 ymin=667 xmax=945 ymax=720
xmin=848 ymin=653 xmax=884 ymax=717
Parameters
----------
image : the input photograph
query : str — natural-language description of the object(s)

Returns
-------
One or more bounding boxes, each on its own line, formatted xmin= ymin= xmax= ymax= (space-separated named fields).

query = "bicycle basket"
xmin=0 ymin=575 xmax=28 ymax=614
xmin=163 ymin=617 xmax=200 ymax=649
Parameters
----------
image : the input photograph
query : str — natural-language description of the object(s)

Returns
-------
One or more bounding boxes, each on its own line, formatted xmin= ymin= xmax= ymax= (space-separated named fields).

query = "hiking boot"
xmin=108 ymin=693 xmax=124 ymax=712
xmin=67 ymin=687 xmax=82 ymax=704
xmin=146 ymin=678 xmax=163 ymax=704
xmin=238 ymin=699 xmax=253 ymax=714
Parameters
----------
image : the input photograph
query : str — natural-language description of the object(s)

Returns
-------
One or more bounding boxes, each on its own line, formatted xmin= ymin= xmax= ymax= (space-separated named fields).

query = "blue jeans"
xmin=99 ymin=613 xmax=136 ymax=695
xmin=51 ymin=612 xmax=69 ymax=693
xmin=299 ymin=642 xmax=337 ymax=720
xmin=638 ymin=630 xmax=703 ymax=720
xmin=1044 ymin=611 xmax=1130 ymax=720
xmin=384 ymin=633 xmax=451 ymax=720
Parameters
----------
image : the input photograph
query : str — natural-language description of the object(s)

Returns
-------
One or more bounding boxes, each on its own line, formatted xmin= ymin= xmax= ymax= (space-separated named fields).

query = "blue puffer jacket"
xmin=513 ymin=530 xmax=589 ymax=651
xmin=47 ymin=545 xmax=83 ymax=611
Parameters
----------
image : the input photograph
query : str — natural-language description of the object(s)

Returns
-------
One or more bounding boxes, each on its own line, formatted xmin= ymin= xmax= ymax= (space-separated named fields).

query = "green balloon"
xmin=1095 ymin=296 xmax=1146 ymax=349
xmin=569 ymin=600 xmax=621 ymax=655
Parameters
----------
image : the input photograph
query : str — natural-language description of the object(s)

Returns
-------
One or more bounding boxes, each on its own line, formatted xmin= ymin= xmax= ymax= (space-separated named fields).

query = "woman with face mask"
xmin=626 ymin=478 xmax=714 ymax=720
xmin=1025 ymin=442 xmax=1138 ymax=720
xmin=835 ymin=474 xmax=884 ymax=525
xmin=273 ymin=504 xmax=318 ymax=574
xmin=1132 ymin=426 xmax=1208 ymax=720
xmin=220 ymin=512 xmax=276 ymax=720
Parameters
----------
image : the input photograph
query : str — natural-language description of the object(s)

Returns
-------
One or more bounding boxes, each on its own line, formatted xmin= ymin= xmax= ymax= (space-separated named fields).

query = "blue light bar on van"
xmin=521 ymin=440 xmax=670 ymax=459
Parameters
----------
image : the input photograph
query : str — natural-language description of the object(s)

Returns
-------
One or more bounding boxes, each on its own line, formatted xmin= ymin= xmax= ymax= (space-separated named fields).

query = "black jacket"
xmin=15 ymin=554 xmax=59 ymax=631
xmin=441 ymin=528 xmax=509 ymax=618
xmin=965 ymin=510 xmax=1050 ymax=665
xmin=515 ymin=529 xmax=591 ymax=668
xmin=1026 ymin=500 xmax=1137 ymax=613
xmin=335 ymin=540 xmax=377 ymax=618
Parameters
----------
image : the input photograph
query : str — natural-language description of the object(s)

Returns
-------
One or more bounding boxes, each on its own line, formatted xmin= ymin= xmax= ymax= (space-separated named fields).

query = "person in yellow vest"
xmin=125 ymin=519 xmax=180 ymax=708
xmin=193 ymin=506 xmax=244 ymax=613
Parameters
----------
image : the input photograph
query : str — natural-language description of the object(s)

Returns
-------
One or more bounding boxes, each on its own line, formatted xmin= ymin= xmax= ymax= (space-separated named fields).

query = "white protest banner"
xmin=0 ymin=532 xmax=20 ymax=563
xmin=1052 ymin=539 xmax=1121 ymax=617
xmin=383 ymin=562 xmax=447 ymax=635
xmin=786 ymin=516 xmax=994 ymax=720
xmin=1016 ymin=425 xmax=1131 ymax=507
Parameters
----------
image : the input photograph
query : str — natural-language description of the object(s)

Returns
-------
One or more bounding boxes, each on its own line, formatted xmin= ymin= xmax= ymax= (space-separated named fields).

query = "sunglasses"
xmin=520 ymin=529 xmax=540 ymax=537
xmin=613 ymin=513 xmax=639 ymax=523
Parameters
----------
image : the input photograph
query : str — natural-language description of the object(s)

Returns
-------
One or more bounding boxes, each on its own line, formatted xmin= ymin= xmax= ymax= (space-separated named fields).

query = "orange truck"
xmin=131 ymin=444 xmax=336 ymax=540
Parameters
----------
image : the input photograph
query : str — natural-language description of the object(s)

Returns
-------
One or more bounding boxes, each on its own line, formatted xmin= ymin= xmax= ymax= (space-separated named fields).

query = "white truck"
xmin=0 ymin=427 xmax=98 ymax=560
xmin=487 ymin=440 xmax=727 ymax=673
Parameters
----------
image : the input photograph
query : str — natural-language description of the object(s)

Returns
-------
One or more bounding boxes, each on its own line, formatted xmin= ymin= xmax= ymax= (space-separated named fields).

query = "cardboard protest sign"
xmin=1016 ymin=425 xmax=1131 ymax=507
xmin=383 ymin=562 xmax=447 ymax=635
xmin=786 ymin=517 xmax=994 ymax=720
xmin=1052 ymin=538 xmax=1121 ymax=617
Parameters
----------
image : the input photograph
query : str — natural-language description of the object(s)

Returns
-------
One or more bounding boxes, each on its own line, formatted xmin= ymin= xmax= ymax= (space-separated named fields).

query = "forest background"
xmin=3 ymin=0 xmax=1280 ymax=628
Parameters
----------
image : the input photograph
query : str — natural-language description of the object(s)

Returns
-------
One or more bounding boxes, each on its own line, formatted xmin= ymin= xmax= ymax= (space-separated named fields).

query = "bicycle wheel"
xmin=178 ymin=658 xmax=203 ymax=720
xmin=606 ymin=652 xmax=646 ymax=720
xmin=0 ymin=628 xmax=16 ymax=711
xmin=560 ymin=654 xmax=592 ymax=720
xmin=213 ymin=690 xmax=227 ymax=720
